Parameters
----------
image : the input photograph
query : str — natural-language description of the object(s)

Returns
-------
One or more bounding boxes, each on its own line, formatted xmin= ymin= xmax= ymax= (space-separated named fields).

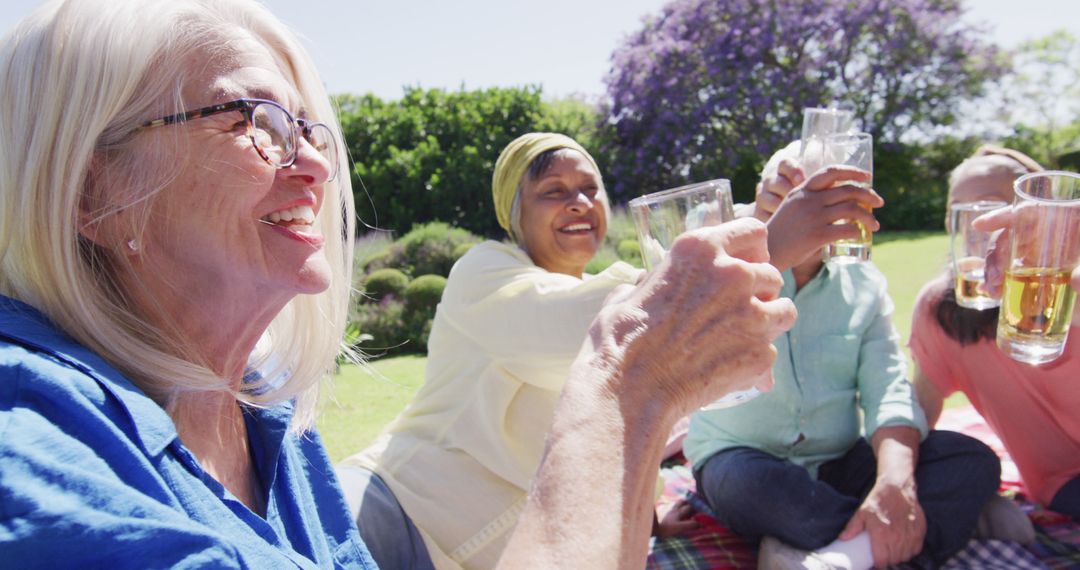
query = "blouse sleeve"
xmin=856 ymin=271 xmax=929 ymax=440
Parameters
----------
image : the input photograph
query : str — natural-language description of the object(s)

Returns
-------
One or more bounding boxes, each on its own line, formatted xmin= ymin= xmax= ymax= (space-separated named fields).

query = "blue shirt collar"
xmin=0 ymin=295 xmax=178 ymax=456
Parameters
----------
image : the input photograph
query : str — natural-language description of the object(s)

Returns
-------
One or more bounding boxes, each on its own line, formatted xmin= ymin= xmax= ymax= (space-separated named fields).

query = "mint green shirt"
xmin=684 ymin=262 xmax=928 ymax=477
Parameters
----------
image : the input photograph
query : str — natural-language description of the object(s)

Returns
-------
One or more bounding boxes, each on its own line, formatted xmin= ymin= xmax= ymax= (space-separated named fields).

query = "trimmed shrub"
xmin=404 ymin=310 xmax=436 ymax=355
xmin=359 ymin=249 xmax=391 ymax=274
xmin=403 ymin=274 xmax=448 ymax=314
xmin=451 ymin=242 xmax=477 ymax=262
xmin=616 ymin=239 xmax=643 ymax=267
xmin=350 ymin=298 xmax=412 ymax=354
xmin=585 ymin=247 xmax=621 ymax=275
xmin=371 ymin=222 xmax=481 ymax=278
xmin=363 ymin=268 xmax=409 ymax=300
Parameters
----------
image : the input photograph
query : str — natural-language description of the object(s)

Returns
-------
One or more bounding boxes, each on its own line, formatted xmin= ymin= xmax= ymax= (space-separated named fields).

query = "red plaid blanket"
xmin=647 ymin=407 xmax=1080 ymax=569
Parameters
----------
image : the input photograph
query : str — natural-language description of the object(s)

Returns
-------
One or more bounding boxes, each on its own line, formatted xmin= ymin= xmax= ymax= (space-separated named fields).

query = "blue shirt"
xmin=685 ymin=262 xmax=928 ymax=477
xmin=0 ymin=296 xmax=377 ymax=569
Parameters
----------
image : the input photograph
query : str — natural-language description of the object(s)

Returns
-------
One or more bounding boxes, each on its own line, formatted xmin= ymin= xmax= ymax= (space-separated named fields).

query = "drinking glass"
xmin=997 ymin=171 xmax=1080 ymax=365
xmin=628 ymin=179 xmax=735 ymax=270
xmin=799 ymin=106 xmax=856 ymax=175
xmin=628 ymin=179 xmax=758 ymax=409
xmin=950 ymin=201 xmax=1008 ymax=310
xmin=805 ymin=132 xmax=874 ymax=264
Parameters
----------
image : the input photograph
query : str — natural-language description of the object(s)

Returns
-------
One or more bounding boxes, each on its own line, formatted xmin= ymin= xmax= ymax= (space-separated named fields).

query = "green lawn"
xmin=320 ymin=231 xmax=963 ymax=462
xmin=318 ymin=356 xmax=427 ymax=462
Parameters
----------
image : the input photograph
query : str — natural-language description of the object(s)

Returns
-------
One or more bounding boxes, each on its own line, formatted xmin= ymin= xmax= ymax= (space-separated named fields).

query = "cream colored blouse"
xmin=344 ymin=240 xmax=641 ymax=569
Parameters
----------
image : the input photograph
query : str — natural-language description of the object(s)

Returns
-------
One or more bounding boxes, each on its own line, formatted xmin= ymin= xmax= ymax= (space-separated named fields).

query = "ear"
xmin=78 ymin=152 xmax=131 ymax=252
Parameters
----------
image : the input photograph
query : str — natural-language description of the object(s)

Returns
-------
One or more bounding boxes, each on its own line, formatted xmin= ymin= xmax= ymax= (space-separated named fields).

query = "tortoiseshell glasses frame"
xmin=139 ymin=98 xmax=339 ymax=181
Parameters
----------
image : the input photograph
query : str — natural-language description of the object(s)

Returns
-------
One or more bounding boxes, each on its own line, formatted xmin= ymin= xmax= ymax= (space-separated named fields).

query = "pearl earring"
xmin=126 ymin=239 xmax=139 ymax=252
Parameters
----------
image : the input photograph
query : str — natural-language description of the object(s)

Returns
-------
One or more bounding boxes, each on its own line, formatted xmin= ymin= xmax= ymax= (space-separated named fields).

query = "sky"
xmin=1 ymin=0 xmax=1077 ymax=100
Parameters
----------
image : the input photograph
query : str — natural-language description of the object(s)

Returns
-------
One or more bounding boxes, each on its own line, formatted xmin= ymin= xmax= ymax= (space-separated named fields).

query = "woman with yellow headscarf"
xmin=340 ymin=133 xmax=655 ymax=569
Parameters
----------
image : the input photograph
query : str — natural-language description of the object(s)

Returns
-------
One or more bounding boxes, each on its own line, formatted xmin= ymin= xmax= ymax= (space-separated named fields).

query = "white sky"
xmin=2 ymin=0 xmax=1077 ymax=100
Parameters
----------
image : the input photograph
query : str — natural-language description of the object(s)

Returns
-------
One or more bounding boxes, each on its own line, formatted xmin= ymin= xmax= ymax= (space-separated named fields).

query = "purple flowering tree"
xmin=601 ymin=0 xmax=1005 ymax=201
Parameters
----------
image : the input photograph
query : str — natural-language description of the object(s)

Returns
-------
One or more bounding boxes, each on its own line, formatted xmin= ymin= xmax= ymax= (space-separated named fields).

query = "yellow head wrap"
xmin=491 ymin=132 xmax=601 ymax=234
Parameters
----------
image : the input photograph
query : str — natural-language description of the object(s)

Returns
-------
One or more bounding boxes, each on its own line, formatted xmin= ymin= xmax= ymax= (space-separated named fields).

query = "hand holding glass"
xmin=996 ymin=171 xmax=1080 ymax=365
xmin=803 ymin=132 xmax=874 ymax=263
xmin=628 ymin=179 xmax=757 ymax=408
xmin=950 ymin=201 xmax=1008 ymax=310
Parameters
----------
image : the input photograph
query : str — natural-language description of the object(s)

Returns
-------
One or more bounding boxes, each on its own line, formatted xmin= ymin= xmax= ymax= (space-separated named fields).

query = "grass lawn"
xmin=320 ymin=231 xmax=966 ymax=462
xmin=318 ymin=355 xmax=427 ymax=462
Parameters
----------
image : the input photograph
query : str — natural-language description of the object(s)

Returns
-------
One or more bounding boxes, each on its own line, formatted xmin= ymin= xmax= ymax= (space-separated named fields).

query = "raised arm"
xmin=498 ymin=218 xmax=797 ymax=569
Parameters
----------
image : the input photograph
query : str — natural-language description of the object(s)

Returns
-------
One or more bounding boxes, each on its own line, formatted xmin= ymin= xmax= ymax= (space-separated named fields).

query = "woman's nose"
xmin=567 ymin=191 xmax=593 ymax=212
xmin=283 ymin=137 xmax=333 ymax=185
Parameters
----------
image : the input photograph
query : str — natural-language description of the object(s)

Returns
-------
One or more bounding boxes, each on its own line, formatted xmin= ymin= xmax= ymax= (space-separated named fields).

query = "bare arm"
xmin=912 ymin=364 xmax=945 ymax=427
xmin=498 ymin=219 xmax=797 ymax=569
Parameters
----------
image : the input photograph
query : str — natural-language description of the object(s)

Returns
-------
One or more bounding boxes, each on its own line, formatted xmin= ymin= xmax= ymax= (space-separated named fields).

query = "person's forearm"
xmin=498 ymin=358 xmax=678 ymax=569
xmin=499 ymin=218 xmax=795 ymax=568
xmin=912 ymin=366 xmax=944 ymax=426
xmin=871 ymin=425 xmax=920 ymax=483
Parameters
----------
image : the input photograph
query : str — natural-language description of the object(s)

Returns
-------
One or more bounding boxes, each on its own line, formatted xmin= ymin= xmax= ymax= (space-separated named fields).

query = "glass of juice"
xmin=804 ymin=132 xmax=874 ymax=264
xmin=799 ymin=106 xmax=855 ymax=175
xmin=997 ymin=171 xmax=1080 ymax=365
xmin=629 ymin=179 xmax=757 ymax=408
xmin=950 ymin=200 xmax=1008 ymax=310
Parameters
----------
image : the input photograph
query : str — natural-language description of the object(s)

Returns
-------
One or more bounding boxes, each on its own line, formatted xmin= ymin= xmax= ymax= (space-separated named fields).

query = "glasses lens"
xmin=251 ymin=103 xmax=295 ymax=167
xmin=305 ymin=123 xmax=339 ymax=181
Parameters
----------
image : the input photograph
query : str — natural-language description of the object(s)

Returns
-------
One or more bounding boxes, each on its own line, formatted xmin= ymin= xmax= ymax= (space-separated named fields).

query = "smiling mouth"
xmin=260 ymin=205 xmax=316 ymax=231
xmin=561 ymin=223 xmax=593 ymax=233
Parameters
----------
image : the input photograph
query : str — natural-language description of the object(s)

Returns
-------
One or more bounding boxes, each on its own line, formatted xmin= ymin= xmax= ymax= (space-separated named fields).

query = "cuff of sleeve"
xmin=866 ymin=406 xmax=930 ymax=442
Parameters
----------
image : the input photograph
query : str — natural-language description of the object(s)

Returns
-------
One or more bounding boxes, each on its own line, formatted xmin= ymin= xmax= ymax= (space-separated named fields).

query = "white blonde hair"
xmin=0 ymin=0 xmax=355 ymax=431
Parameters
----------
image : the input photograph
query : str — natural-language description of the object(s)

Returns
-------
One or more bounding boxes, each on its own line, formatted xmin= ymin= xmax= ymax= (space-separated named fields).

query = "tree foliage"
xmin=997 ymin=30 xmax=1080 ymax=167
xmin=337 ymin=87 xmax=545 ymax=239
xmin=601 ymin=0 xmax=1005 ymax=202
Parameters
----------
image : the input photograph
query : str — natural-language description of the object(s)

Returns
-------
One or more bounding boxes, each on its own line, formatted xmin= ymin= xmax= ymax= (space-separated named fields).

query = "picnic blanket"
xmin=647 ymin=406 xmax=1080 ymax=569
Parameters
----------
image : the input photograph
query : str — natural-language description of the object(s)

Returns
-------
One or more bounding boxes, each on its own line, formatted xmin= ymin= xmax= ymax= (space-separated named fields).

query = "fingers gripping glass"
xmin=139 ymin=98 xmax=340 ymax=181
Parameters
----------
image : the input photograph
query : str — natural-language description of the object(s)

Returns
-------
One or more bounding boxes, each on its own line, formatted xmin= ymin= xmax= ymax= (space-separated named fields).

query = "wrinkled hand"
xmin=656 ymin=499 xmax=699 ymax=539
xmin=754 ymin=158 xmax=805 ymax=222
xmin=839 ymin=476 xmax=926 ymax=568
xmin=765 ymin=166 xmax=882 ymax=272
xmin=590 ymin=218 xmax=797 ymax=417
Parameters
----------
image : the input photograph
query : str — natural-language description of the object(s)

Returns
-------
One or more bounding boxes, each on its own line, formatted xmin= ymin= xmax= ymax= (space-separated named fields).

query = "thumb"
xmin=839 ymin=514 xmax=865 ymax=541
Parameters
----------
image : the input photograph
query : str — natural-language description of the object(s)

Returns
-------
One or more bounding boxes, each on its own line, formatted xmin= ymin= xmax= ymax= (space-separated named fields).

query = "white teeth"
xmin=563 ymin=223 xmax=592 ymax=232
xmin=262 ymin=205 xmax=315 ymax=225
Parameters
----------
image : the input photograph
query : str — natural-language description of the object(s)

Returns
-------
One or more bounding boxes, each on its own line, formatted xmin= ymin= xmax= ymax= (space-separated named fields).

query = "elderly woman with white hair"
xmin=0 ymin=2 xmax=797 ymax=567
xmin=0 ymin=0 xmax=366 ymax=566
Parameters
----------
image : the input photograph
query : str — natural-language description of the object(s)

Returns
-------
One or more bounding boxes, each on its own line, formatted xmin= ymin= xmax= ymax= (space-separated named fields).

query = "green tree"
xmin=336 ymin=87 xmax=544 ymax=238
xmin=337 ymin=89 xmax=610 ymax=238
xmin=999 ymin=30 xmax=1080 ymax=167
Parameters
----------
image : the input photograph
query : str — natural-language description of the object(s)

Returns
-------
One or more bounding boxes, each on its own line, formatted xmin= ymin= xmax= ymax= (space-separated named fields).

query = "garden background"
xmin=311 ymin=1 xmax=1080 ymax=461
xmin=7 ymin=1 xmax=1074 ymax=460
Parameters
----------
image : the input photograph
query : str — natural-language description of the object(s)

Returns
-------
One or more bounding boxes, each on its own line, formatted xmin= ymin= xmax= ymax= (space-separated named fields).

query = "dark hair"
xmin=934 ymin=144 xmax=1039 ymax=345
xmin=933 ymin=282 xmax=998 ymax=346
xmin=524 ymin=147 xmax=567 ymax=183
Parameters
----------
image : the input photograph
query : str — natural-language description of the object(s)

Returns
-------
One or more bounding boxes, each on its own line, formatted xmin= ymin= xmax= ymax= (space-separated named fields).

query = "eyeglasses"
xmin=139 ymin=98 xmax=340 ymax=181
